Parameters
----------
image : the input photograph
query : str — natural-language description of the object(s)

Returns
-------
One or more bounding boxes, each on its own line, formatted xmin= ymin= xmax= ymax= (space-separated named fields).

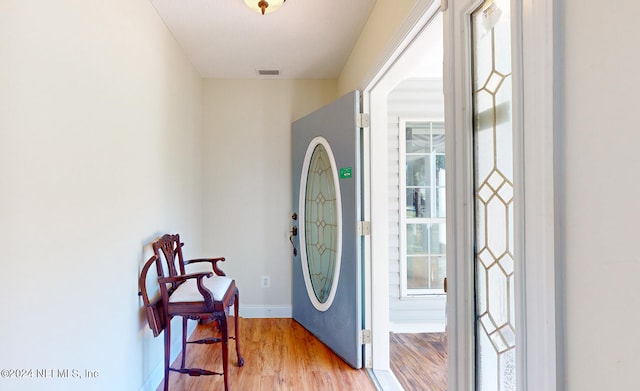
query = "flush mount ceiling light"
xmin=244 ymin=0 xmax=286 ymax=15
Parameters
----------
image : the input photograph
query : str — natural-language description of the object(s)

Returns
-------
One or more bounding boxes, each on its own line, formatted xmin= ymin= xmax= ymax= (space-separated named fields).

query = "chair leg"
xmin=220 ymin=313 xmax=229 ymax=391
xmin=163 ymin=320 xmax=171 ymax=391
xmin=233 ymin=288 xmax=244 ymax=366
xmin=181 ymin=317 xmax=188 ymax=369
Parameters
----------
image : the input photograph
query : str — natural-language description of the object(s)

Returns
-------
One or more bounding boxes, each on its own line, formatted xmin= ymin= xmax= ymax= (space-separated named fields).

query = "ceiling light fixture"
xmin=244 ymin=0 xmax=286 ymax=15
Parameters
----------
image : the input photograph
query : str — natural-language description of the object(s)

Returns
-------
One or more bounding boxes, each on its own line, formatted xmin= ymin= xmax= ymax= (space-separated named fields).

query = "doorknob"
xmin=289 ymin=229 xmax=298 ymax=256
xmin=289 ymin=220 xmax=298 ymax=256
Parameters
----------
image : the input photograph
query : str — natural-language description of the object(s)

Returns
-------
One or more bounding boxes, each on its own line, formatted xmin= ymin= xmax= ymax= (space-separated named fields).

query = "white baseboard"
xmin=239 ymin=304 xmax=292 ymax=318
xmin=390 ymin=321 xmax=446 ymax=333
xmin=139 ymin=358 xmax=165 ymax=391
xmin=139 ymin=306 xmax=292 ymax=390
xmin=139 ymin=320 xmax=198 ymax=391
xmin=368 ymin=369 xmax=405 ymax=391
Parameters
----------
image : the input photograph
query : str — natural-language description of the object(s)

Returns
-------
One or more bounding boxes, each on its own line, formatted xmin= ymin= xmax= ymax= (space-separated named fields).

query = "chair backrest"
xmin=138 ymin=255 xmax=165 ymax=337
xmin=152 ymin=233 xmax=187 ymax=293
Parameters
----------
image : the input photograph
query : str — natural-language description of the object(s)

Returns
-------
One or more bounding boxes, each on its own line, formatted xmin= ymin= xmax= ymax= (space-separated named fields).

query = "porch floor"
xmin=390 ymin=332 xmax=447 ymax=391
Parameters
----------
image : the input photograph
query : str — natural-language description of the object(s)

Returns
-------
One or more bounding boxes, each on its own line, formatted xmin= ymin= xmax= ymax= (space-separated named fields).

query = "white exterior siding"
xmin=387 ymin=78 xmax=447 ymax=332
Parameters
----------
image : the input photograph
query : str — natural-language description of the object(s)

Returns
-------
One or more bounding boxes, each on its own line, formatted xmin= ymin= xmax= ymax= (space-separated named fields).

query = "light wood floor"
xmin=390 ymin=332 xmax=447 ymax=391
xmin=158 ymin=317 xmax=375 ymax=391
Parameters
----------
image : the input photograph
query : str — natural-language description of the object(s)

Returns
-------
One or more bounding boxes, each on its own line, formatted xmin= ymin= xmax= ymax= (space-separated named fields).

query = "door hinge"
xmin=440 ymin=0 xmax=449 ymax=12
xmin=358 ymin=221 xmax=371 ymax=236
xmin=357 ymin=113 xmax=370 ymax=128
xmin=360 ymin=329 xmax=372 ymax=345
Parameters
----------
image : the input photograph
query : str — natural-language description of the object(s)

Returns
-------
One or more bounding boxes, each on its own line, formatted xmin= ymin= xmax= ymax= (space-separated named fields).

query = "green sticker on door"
xmin=339 ymin=167 xmax=353 ymax=179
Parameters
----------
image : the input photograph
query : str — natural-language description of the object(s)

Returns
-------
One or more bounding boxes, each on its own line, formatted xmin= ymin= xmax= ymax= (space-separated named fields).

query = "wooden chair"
xmin=138 ymin=233 xmax=243 ymax=391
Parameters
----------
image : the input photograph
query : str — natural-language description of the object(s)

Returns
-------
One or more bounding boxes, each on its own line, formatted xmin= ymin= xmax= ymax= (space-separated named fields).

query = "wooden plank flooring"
xmin=390 ymin=332 xmax=447 ymax=391
xmin=158 ymin=317 xmax=375 ymax=391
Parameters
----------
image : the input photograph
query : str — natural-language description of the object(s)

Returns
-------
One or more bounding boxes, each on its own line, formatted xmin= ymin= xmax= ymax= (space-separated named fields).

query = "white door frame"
xmin=361 ymin=0 xmax=562 ymax=389
xmin=361 ymin=0 xmax=446 ymax=385
xmin=518 ymin=0 xmax=564 ymax=389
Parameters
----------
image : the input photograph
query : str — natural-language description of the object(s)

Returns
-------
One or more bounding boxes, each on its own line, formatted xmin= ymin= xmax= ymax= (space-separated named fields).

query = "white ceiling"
xmin=149 ymin=0 xmax=377 ymax=79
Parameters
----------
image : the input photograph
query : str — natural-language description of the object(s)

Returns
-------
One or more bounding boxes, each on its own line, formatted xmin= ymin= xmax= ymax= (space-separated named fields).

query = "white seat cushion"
xmin=169 ymin=275 xmax=233 ymax=303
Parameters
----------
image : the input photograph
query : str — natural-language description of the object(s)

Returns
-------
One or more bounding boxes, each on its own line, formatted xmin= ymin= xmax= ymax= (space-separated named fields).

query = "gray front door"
xmin=291 ymin=91 xmax=362 ymax=368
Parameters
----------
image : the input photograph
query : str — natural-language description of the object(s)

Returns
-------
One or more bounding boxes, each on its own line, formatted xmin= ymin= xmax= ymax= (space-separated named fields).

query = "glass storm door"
xmin=472 ymin=0 xmax=516 ymax=389
xmin=447 ymin=0 xmax=521 ymax=388
xmin=291 ymin=91 xmax=362 ymax=368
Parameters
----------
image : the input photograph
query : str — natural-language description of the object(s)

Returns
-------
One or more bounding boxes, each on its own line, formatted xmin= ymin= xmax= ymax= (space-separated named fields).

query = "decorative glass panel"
xmin=472 ymin=0 xmax=516 ymax=390
xmin=304 ymin=143 xmax=339 ymax=304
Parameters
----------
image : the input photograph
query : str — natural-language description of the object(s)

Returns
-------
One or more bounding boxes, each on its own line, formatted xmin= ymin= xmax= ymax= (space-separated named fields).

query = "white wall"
xmin=201 ymin=79 xmax=338 ymax=317
xmin=0 ymin=1 xmax=203 ymax=390
xmin=563 ymin=1 xmax=640 ymax=389
xmin=338 ymin=0 xmax=418 ymax=94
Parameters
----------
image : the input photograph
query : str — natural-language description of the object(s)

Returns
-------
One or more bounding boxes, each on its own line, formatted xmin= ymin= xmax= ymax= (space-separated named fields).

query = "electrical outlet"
xmin=261 ymin=276 xmax=270 ymax=288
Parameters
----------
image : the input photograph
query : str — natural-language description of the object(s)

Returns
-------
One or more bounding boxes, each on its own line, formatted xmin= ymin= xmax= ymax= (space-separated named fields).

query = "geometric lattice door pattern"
xmin=302 ymin=140 xmax=340 ymax=309
xmin=472 ymin=0 xmax=516 ymax=389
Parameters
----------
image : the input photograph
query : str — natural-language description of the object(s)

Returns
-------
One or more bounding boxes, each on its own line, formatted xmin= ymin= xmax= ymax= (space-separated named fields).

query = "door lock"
xmin=289 ymin=223 xmax=298 ymax=256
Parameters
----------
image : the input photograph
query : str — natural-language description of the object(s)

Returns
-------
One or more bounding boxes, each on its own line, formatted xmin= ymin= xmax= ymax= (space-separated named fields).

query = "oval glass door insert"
xmin=298 ymin=136 xmax=342 ymax=311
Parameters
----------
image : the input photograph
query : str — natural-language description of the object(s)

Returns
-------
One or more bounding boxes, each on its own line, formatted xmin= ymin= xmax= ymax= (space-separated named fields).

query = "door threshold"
xmin=367 ymin=369 xmax=405 ymax=391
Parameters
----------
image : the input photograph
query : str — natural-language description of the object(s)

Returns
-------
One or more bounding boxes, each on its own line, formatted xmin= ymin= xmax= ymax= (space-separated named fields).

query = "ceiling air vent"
xmin=257 ymin=69 xmax=281 ymax=76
